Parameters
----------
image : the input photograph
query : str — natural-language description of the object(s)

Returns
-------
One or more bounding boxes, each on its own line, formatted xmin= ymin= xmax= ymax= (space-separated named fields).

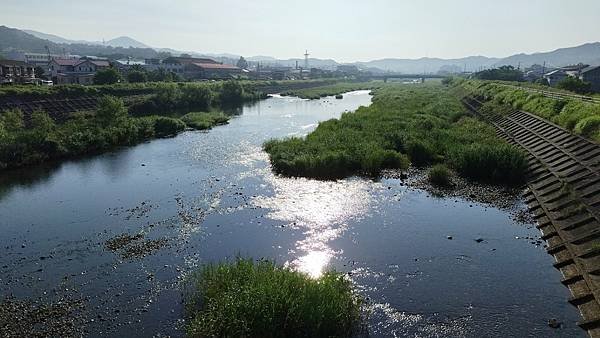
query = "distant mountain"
xmin=357 ymin=56 xmax=499 ymax=74
xmin=4 ymin=26 xmax=600 ymax=73
xmin=492 ymin=42 xmax=600 ymax=68
xmin=0 ymin=26 xmax=159 ymax=59
xmin=23 ymin=29 xmax=86 ymax=44
xmin=0 ymin=26 xmax=62 ymax=53
xmin=105 ymin=36 xmax=150 ymax=49
xmin=24 ymin=29 xmax=150 ymax=49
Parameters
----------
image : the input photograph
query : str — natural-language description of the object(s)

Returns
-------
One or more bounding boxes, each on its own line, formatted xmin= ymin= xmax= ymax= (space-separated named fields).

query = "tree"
xmin=34 ymin=66 xmax=45 ymax=79
xmin=93 ymin=68 xmax=122 ymax=85
xmin=0 ymin=108 xmax=25 ymax=130
xmin=556 ymin=76 xmax=592 ymax=94
xmin=127 ymin=70 xmax=148 ymax=83
xmin=96 ymin=96 xmax=127 ymax=125
xmin=180 ymin=53 xmax=192 ymax=58
xmin=220 ymin=81 xmax=245 ymax=104
xmin=236 ymin=56 xmax=248 ymax=70
xmin=474 ymin=65 xmax=524 ymax=82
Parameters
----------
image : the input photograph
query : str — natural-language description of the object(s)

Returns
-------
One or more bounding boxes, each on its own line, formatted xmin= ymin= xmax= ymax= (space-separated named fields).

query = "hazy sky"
xmin=1 ymin=0 xmax=599 ymax=62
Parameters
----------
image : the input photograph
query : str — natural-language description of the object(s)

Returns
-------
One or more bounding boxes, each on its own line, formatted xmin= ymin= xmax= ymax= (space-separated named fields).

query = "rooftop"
xmin=191 ymin=62 xmax=240 ymax=70
xmin=0 ymin=60 xmax=32 ymax=67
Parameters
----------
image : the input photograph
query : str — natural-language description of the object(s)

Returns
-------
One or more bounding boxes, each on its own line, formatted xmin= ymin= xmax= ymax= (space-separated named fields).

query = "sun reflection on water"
xmin=252 ymin=173 xmax=377 ymax=278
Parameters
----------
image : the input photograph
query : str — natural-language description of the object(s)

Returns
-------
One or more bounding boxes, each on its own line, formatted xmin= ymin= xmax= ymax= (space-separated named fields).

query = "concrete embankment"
xmin=464 ymin=96 xmax=600 ymax=337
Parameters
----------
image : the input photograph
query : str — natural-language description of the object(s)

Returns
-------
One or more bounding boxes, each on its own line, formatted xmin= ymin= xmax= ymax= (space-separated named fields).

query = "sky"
xmin=1 ymin=0 xmax=599 ymax=62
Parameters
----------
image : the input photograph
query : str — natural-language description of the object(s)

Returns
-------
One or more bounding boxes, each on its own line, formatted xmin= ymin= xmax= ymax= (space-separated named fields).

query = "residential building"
xmin=580 ymin=66 xmax=600 ymax=93
xmin=561 ymin=64 xmax=589 ymax=77
xmin=162 ymin=57 xmax=241 ymax=79
xmin=49 ymin=58 xmax=110 ymax=85
xmin=0 ymin=60 xmax=36 ymax=84
xmin=543 ymin=69 xmax=568 ymax=86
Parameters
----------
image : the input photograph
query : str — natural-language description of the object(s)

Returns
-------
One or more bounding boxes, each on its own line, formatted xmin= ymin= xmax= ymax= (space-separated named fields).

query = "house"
xmin=0 ymin=60 xmax=36 ymax=84
xmin=543 ymin=69 xmax=568 ymax=86
xmin=561 ymin=64 xmax=589 ymax=77
xmin=580 ymin=66 xmax=600 ymax=93
xmin=184 ymin=62 xmax=242 ymax=79
xmin=49 ymin=58 xmax=110 ymax=85
xmin=162 ymin=57 xmax=241 ymax=79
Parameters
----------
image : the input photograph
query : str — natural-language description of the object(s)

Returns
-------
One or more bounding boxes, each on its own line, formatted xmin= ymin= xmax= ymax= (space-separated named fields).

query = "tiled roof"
xmin=75 ymin=60 xmax=110 ymax=67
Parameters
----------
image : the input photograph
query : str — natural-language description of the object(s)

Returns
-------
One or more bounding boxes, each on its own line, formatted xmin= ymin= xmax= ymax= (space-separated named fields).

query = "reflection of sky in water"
xmin=252 ymin=173 xmax=376 ymax=278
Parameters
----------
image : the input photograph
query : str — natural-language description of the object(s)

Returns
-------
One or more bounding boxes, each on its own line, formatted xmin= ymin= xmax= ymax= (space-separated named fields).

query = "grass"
xmin=184 ymin=258 xmax=362 ymax=338
xmin=264 ymin=84 xmax=527 ymax=185
xmin=181 ymin=112 xmax=230 ymax=130
xmin=463 ymin=80 xmax=600 ymax=142
xmin=428 ymin=164 xmax=452 ymax=187
xmin=281 ymin=81 xmax=382 ymax=99
xmin=0 ymin=96 xmax=230 ymax=169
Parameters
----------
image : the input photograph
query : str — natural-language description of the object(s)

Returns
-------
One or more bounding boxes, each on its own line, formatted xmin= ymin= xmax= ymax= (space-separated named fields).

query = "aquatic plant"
xmin=428 ymin=164 xmax=452 ymax=187
xmin=184 ymin=258 xmax=362 ymax=338
xmin=181 ymin=112 xmax=229 ymax=130
xmin=265 ymin=84 xmax=527 ymax=184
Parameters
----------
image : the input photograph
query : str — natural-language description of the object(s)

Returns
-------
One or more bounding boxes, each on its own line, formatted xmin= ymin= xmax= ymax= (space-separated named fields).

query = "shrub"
xmin=406 ymin=140 xmax=435 ymax=166
xmin=185 ymin=258 xmax=362 ymax=337
xmin=93 ymin=68 xmax=122 ymax=85
xmin=181 ymin=112 xmax=229 ymax=130
xmin=219 ymin=81 xmax=245 ymax=104
xmin=127 ymin=71 xmax=148 ymax=83
xmin=428 ymin=164 xmax=452 ymax=187
xmin=451 ymin=143 xmax=527 ymax=184
xmin=556 ymin=76 xmax=592 ymax=94
xmin=574 ymin=115 xmax=600 ymax=138
xmin=1 ymin=108 xmax=25 ymax=130
xmin=96 ymin=96 xmax=127 ymax=126
xmin=152 ymin=116 xmax=186 ymax=137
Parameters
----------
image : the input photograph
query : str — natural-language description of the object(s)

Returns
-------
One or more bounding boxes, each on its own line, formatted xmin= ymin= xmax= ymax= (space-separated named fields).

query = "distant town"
xmin=0 ymin=25 xmax=599 ymax=93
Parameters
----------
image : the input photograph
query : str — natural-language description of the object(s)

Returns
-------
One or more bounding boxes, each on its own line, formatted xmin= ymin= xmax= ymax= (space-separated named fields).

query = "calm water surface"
xmin=0 ymin=91 xmax=583 ymax=337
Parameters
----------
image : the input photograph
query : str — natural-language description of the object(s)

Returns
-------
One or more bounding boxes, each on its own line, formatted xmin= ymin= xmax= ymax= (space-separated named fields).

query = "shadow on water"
xmin=0 ymin=164 xmax=57 ymax=201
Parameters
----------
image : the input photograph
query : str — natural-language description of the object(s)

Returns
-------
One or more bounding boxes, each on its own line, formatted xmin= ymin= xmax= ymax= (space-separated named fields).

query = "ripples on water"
xmin=0 ymin=91 xmax=585 ymax=337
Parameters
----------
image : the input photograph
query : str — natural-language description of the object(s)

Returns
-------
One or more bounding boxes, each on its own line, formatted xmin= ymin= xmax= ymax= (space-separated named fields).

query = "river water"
xmin=0 ymin=91 xmax=584 ymax=337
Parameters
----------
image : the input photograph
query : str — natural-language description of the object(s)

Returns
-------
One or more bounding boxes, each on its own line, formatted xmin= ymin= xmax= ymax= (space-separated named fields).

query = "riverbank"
xmin=0 ymin=80 xmax=271 ymax=170
xmin=0 ymin=91 xmax=584 ymax=337
xmin=281 ymin=81 xmax=382 ymax=99
xmin=457 ymin=79 xmax=600 ymax=142
xmin=264 ymin=84 xmax=527 ymax=184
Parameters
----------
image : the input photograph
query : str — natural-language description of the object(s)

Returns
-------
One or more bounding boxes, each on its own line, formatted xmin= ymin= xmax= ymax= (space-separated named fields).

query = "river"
xmin=0 ymin=90 xmax=584 ymax=337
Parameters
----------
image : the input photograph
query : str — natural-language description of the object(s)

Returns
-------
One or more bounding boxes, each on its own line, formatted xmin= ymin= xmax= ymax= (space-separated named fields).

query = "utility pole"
xmin=304 ymin=50 xmax=309 ymax=70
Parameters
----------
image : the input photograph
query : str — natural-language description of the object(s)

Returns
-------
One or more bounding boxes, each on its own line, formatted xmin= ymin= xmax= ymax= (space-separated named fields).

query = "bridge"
xmin=365 ymin=74 xmax=445 ymax=82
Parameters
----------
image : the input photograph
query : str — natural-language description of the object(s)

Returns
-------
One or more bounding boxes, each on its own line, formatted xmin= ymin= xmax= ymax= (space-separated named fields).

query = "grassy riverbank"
xmin=0 ymin=95 xmax=231 ymax=170
xmin=265 ymin=84 xmax=527 ymax=184
xmin=460 ymin=80 xmax=600 ymax=142
xmin=281 ymin=81 xmax=382 ymax=99
xmin=185 ymin=258 xmax=361 ymax=337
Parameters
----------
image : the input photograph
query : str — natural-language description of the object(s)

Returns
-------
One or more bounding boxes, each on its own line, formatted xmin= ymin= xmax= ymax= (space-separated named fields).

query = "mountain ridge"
xmin=4 ymin=26 xmax=600 ymax=73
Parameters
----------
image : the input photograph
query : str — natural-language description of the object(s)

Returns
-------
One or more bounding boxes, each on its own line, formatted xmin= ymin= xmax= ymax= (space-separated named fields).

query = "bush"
xmin=152 ymin=116 xmax=186 ymax=137
xmin=185 ymin=258 xmax=362 ymax=337
xmin=181 ymin=112 xmax=229 ymax=130
xmin=428 ymin=164 xmax=452 ymax=187
xmin=219 ymin=81 xmax=245 ymax=104
xmin=451 ymin=143 xmax=527 ymax=184
xmin=1 ymin=108 xmax=25 ymax=130
xmin=556 ymin=76 xmax=592 ymax=94
xmin=406 ymin=140 xmax=435 ymax=166
xmin=93 ymin=68 xmax=122 ymax=85
xmin=574 ymin=115 xmax=600 ymax=138
xmin=96 ymin=96 xmax=127 ymax=126
xmin=127 ymin=71 xmax=148 ymax=83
